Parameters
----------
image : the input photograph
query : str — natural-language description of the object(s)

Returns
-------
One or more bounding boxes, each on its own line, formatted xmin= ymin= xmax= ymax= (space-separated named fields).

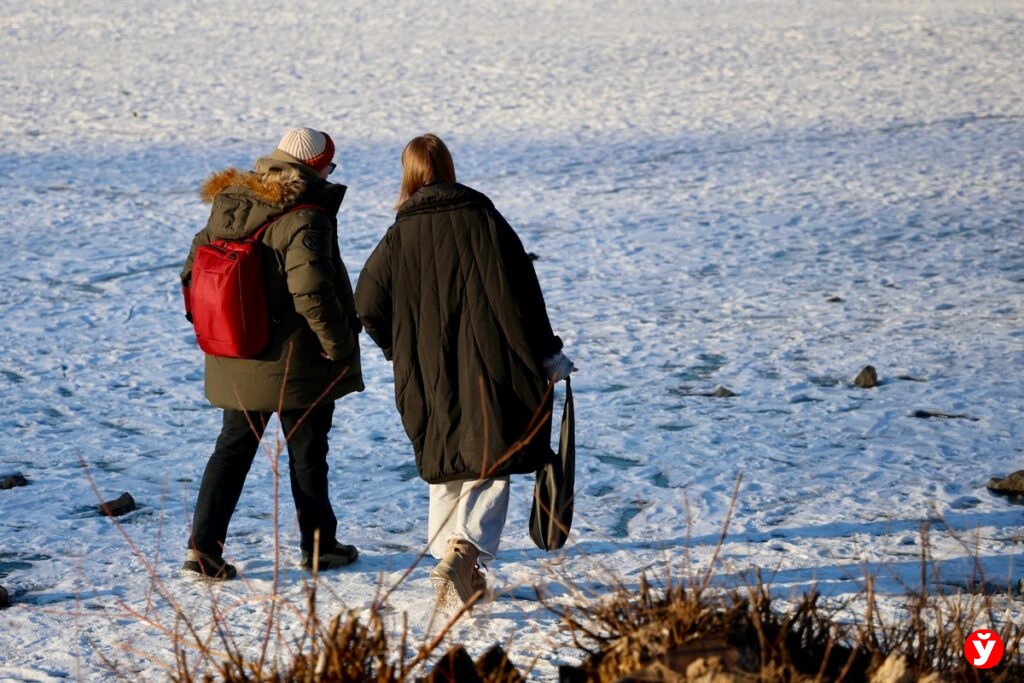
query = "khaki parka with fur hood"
xmin=181 ymin=151 xmax=364 ymax=412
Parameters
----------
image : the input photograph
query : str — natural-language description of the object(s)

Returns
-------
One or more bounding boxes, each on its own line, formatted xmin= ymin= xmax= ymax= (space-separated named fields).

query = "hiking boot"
xmin=430 ymin=539 xmax=486 ymax=613
xmin=300 ymin=541 xmax=359 ymax=570
xmin=182 ymin=549 xmax=237 ymax=580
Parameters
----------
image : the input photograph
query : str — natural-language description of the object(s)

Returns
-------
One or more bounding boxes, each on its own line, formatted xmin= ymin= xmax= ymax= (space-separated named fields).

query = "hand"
xmin=543 ymin=351 xmax=576 ymax=383
xmin=182 ymin=285 xmax=193 ymax=323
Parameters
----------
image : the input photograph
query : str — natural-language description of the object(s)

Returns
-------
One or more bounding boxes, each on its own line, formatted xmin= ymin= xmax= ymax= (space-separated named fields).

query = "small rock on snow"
xmin=0 ymin=473 xmax=28 ymax=490
xmin=98 ymin=492 xmax=136 ymax=517
xmin=987 ymin=471 xmax=1024 ymax=496
xmin=854 ymin=366 xmax=878 ymax=388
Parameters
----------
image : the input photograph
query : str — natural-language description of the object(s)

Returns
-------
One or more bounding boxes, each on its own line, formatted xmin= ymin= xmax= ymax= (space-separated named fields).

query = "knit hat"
xmin=276 ymin=128 xmax=335 ymax=173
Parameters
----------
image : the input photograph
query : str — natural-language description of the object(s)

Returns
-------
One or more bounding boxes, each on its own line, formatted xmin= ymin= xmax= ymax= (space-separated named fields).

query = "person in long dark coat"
xmin=354 ymin=134 xmax=574 ymax=611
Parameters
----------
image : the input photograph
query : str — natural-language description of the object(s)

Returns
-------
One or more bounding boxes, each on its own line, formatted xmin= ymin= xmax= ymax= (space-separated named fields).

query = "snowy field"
xmin=2 ymin=0 xmax=1023 ymax=679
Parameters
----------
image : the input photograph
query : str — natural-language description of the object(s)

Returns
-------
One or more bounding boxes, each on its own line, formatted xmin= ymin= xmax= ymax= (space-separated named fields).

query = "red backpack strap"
xmin=250 ymin=203 xmax=328 ymax=242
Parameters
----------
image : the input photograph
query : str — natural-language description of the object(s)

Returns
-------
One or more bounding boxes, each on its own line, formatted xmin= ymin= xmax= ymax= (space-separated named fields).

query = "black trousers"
xmin=189 ymin=402 xmax=338 ymax=556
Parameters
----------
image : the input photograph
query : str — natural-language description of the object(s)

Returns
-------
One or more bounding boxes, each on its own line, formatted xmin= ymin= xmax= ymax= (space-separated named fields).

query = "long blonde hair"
xmin=395 ymin=134 xmax=457 ymax=209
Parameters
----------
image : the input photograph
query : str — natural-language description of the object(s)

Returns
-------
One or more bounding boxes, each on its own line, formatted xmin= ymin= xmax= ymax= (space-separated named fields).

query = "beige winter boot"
xmin=430 ymin=538 xmax=487 ymax=612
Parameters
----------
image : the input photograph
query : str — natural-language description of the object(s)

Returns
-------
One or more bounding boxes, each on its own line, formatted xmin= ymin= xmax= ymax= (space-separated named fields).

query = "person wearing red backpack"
xmin=180 ymin=128 xmax=364 ymax=579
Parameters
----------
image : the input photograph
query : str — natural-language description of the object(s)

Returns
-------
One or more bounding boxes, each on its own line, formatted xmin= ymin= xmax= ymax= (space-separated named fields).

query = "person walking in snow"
xmin=179 ymin=128 xmax=364 ymax=579
xmin=354 ymin=133 xmax=574 ymax=611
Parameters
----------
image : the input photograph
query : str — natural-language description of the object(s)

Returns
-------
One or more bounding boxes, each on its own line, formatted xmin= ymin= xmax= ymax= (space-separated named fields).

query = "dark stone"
xmin=854 ymin=366 xmax=878 ymax=388
xmin=826 ymin=296 xmax=844 ymax=303
xmin=712 ymin=386 xmax=736 ymax=398
xmin=0 ymin=585 xmax=8 ymax=608
xmin=424 ymin=646 xmax=482 ymax=683
xmin=558 ymin=665 xmax=590 ymax=683
xmin=528 ymin=252 xmax=539 ymax=261
xmin=912 ymin=410 xmax=976 ymax=421
xmin=0 ymin=474 xmax=28 ymax=490
xmin=475 ymin=645 xmax=524 ymax=682
xmin=98 ymin=492 xmax=136 ymax=517
xmin=988 ymin=471 xmax=1024 ymax=496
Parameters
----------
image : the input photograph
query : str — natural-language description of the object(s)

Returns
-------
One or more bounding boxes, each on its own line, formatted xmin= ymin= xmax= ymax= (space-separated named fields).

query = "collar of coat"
xmin=396 ymin=182 xmax=492 ymax=218
xmin=200 ymin=151 xmax=334 ymax=207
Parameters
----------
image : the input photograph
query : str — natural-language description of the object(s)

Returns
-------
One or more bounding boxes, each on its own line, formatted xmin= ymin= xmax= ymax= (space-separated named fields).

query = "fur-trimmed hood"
xmin=200 ymin=154 xmax=312 ymax=207
xmin=196 ymin=151 xmax=345 ymax=241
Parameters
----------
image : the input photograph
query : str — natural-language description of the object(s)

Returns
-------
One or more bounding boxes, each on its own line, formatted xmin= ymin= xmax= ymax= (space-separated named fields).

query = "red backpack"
xmin=187 ymin=204 xmax=324 ymax=358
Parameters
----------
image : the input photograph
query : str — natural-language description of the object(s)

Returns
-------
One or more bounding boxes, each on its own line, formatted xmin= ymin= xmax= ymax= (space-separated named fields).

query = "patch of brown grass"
xmin=543 ymin=531 xmax=1023 ymax=682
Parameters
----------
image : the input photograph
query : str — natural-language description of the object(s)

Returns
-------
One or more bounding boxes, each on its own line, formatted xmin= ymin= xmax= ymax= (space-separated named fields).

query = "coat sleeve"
xmin=283 ymin=215 xmax=357 ymax=361
xmin=180 ymin=227 xmax=211 ymax=321
xmin=488 ymin=209 xmax=563 ymax=368
xmin=353 ymin=229 xmax=394 ymax=360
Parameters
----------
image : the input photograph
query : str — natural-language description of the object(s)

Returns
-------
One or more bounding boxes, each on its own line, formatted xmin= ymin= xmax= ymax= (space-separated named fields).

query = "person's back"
xmin=179 ymin=128 xmax=363 ymax=579
xmin=362 ymin=179 xmax=560 ymax=482
xmin=355 ymin=134 xmax=575 ymax=612
xmin=185 ymin=146 xmax=363 ymax=411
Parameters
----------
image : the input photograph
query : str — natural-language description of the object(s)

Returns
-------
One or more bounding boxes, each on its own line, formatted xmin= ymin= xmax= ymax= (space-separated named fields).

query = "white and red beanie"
xmin=276 ymin=128 xmax=335 ymax=173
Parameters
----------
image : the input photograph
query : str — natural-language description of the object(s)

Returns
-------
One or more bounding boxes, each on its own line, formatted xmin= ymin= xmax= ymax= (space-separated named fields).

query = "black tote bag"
xmin=530 ymin=378 xmax=575 ymax=551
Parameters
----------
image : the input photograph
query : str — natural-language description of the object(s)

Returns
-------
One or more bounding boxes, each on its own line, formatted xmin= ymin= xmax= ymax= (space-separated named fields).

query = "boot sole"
xmin=180 ymin=563 xmax=235 ymax=581
xmin=300 ymin=545 xmax=359 ymax=571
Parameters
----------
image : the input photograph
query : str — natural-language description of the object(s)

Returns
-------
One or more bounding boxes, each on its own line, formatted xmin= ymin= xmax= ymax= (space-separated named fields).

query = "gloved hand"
xmin=543 ymin=351 xmax=576 ymax=383
xmin=182 ymin=285 xmax=193 ymax=323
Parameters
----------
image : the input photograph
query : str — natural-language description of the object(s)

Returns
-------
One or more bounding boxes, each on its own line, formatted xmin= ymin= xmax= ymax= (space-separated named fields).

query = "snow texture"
xmin=1 ymin=0 xmax=1023 ymax=680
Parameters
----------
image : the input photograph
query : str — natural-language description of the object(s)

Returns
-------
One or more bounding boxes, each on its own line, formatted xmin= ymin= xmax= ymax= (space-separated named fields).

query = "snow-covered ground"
xmin=2 ymin=0 xmax=1023 ymax=679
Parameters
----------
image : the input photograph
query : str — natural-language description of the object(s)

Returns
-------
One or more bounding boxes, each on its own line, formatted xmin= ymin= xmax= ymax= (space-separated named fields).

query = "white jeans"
xmin=428 ymin=476 xmax=510 ymax=562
